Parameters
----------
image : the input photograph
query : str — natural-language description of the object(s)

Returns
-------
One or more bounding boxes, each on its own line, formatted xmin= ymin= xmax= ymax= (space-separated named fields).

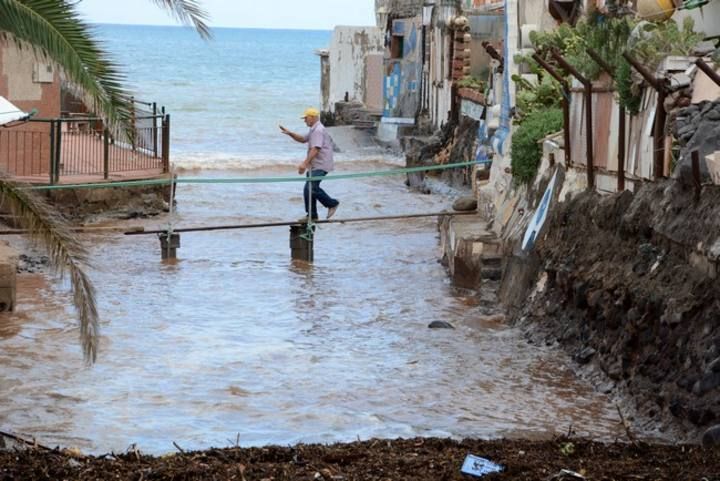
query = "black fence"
xmin=0 ymin=102 xmax=170 ymax=184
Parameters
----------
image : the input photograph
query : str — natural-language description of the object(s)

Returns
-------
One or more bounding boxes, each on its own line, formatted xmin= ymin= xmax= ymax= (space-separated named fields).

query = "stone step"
xmin=482 ymin=255 xmax=503 ymax=267
xmin=353 ymin=120 xmax=377 ymax=129
xmin=481 ymin=266 xmax=503 ymax=281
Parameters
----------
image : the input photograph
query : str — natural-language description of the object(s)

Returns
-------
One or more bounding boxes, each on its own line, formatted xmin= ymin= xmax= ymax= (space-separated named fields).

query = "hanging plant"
xmin=616 ymin=58 xmax=642 ymax=114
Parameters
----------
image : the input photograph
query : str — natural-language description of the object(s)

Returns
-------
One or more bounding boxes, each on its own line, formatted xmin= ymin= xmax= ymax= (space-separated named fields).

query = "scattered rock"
xmin=428 ymin=321 xmax=455 ymax=329
xmin=17 ymin=254 xmax=50 ymax=274
xmin=702 ymin=425 xmax=720 ymax=447
xmin=452 ymin=196 xmax=478 ymax=212
xmin=693 ymin=372 xmax=720 ymax=396
xmin=598 ymin=382 xmax=615 ymax=394
xmin=707 ymin=357 xmax=720 ymax=374
xmin=575 ymin=346 xmax=596 ymax=365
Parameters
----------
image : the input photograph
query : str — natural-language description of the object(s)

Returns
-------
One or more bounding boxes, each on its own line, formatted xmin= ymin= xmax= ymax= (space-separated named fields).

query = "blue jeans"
xmin=304 ymin=170 xmax=339 ymax=219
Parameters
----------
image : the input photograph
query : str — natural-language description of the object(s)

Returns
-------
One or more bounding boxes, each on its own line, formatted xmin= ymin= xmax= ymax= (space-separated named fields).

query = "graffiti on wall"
xmin=384 ymin=62 xmax=402 ymax=116
xmin=383 ymin=17 xmax=422 ymax=120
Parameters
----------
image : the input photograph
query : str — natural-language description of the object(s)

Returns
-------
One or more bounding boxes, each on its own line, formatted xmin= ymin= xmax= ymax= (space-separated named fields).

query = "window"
xmin=390 ymin=35 xmax=404 ymax=59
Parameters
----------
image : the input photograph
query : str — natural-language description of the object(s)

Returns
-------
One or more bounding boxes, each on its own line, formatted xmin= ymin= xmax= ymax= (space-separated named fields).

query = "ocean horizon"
xmin=94 ymin=24 xmax=340 ymax=169
xmin=93 ymin=22 xmax=334 ymax=33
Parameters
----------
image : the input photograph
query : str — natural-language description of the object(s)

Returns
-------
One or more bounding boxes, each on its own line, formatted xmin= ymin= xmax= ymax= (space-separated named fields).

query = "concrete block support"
xmin=439 ymin=214 xmax=502 ymax=289
xmin=159 ymin=233 xmax=180 ymax=260
xmin=290 ymin=225 xmax=314 ymax=262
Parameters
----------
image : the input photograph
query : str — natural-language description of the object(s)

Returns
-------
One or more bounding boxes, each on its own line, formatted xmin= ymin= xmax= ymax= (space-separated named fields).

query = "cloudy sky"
xmin=77 ymin=0 xmax=376 ymax=30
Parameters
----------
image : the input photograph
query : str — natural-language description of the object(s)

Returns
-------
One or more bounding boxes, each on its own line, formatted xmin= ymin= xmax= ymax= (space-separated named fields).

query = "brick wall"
xmin=0 ymin=40 xmax=60 ymax=177
xmin=0 ymin=39 xmax=61 ymax=118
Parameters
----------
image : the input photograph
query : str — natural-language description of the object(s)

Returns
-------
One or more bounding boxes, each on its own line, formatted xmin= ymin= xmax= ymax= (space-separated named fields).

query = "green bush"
xmin=513 ymin=74 xmax=563 ymax=121
xmin=616 ymin=58 xmax=642 ymax=115
xmin=457 ymin=75 xmax=485 ymax=91
xmin=511 ymin=108 xmax=564 ymax=185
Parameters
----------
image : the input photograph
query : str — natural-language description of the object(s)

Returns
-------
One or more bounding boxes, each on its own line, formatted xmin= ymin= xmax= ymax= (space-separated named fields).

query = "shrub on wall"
xmin=511 ymin=108 xmax=563 ymax=185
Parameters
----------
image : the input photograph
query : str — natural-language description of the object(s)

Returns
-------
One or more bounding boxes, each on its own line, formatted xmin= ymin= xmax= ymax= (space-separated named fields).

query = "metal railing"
xmin=0 ymin=104 xmax=170 ymax=184
xmin=0 ymin=128 xmax=52 ymax=178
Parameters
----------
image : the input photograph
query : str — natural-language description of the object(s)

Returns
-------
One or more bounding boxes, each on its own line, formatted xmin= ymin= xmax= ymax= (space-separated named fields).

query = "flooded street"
xmin=0 ymin=162 xmax=625 ymax=454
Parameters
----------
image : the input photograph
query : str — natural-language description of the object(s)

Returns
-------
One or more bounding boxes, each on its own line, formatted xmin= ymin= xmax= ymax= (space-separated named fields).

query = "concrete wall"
xmin=318 ymin=51 xmax=331 ymax=113
xmin=326 ymin=26 xmax=384 ymax=112
xmin=364 ymin=53 xmax=385 ymax=111
xmin=468 ymin=14 xmax=504 ymax=79
xmin=0 ymin=39 xmax=61 ymax=118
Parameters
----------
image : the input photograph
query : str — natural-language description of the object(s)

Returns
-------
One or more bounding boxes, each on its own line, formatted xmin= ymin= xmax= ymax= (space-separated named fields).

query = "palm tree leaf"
xmin=0 ymin=176 xmax=98 ymax=363
xmin=149 ymin=0 xmax=212 ymax=39
xmin=0 ymin=0 xmax=133 ymax=129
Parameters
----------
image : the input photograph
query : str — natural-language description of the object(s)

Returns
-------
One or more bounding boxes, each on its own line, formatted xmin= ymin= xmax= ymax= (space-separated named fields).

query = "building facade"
xmin=317 ymin=26 xmax=385 ymax=115
xmin=0 ymin=39 xmax=60 ymax=118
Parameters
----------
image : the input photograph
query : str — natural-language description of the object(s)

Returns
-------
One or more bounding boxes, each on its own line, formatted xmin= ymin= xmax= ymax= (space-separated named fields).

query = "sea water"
xmin=0 ymin=25 xmax=644 ymax=454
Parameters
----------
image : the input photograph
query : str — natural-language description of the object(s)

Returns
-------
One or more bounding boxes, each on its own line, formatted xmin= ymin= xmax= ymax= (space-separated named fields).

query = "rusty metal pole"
xmin=152 ymin=102 xmax=158 ymax=159
xmin=532 ymin=53 xmax=572 ymax=167
xmin=586 ymin=48 xmax=625 ymax=191
xmin=103 ymin=128 xmax=110 ymax=180
xmin=618 ymin=107 xmax=626 ymax=191
xmin=54 ymin=120 xmax=62 ymax=184
xmin=623 ymin=52 xmax=668 ymax=180
xmin=482 ymin=41 xmax=504 ymax=73
xmin=162 ymin=114 xmax=170 ymax=173
xmin=551 ymin=50 xmax=594 ymax=189
xmin=696 ymin=59 xmax=720 ymax=87
xmin=49 ymin=120 xmax=56 ymax=185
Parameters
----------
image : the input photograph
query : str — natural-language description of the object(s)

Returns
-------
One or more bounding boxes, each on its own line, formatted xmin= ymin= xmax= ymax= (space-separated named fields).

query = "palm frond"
xmin=149 ymin=0 xmax=212 ymax=39
xmin=0 ymin=176 xmax=98 ymax=364
xmin=0 ymin=0 xmax=132 ymax=129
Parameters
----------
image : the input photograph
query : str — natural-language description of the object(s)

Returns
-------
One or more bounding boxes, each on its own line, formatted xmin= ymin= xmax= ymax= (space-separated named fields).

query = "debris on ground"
xmin=0 ymin=437 xmax=718 ymax=480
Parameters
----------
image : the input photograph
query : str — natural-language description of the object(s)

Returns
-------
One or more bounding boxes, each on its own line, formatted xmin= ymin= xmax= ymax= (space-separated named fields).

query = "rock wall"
xmin=673 ymin=99 xmax=720 ymax=181
xmin=513 ymin=180 xmax=720 ymax=439
xmin=43 ymin=183 xmax=171 ymax=221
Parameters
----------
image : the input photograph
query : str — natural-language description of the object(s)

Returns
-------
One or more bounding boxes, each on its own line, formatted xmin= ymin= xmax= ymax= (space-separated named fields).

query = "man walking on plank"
xmin=280 ymin=108 xmax=340 ymax=221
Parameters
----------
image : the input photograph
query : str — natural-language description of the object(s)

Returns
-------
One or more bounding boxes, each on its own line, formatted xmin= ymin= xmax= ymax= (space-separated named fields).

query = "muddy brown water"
xmin=0 ymin=163 xmax=634 ymax=454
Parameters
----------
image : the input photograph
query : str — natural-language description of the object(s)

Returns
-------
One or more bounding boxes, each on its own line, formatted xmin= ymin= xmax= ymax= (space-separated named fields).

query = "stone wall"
xmin=511 ymin=180 xmax=720 ymax=440
xmin=673 ymin=99 xmax=720 ymax=182
xmin=44 ymin=182 xmax=171 ymax=221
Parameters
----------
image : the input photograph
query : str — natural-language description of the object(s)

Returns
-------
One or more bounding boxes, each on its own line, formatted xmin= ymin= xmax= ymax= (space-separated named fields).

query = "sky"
xmin=77 ymin=0 xmax=376 ymax=31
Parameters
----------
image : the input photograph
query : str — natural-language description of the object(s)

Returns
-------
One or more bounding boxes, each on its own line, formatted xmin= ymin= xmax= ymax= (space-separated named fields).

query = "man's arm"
xmin=280 ymin=125 xmax=307 ymax=144
xmin=298 ymin=147 xmax=320 ymax=174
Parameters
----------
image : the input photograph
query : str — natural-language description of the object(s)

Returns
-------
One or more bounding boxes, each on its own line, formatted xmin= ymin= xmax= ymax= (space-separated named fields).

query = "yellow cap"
xmin=301 ymin=107 xmax=320 ymax=119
